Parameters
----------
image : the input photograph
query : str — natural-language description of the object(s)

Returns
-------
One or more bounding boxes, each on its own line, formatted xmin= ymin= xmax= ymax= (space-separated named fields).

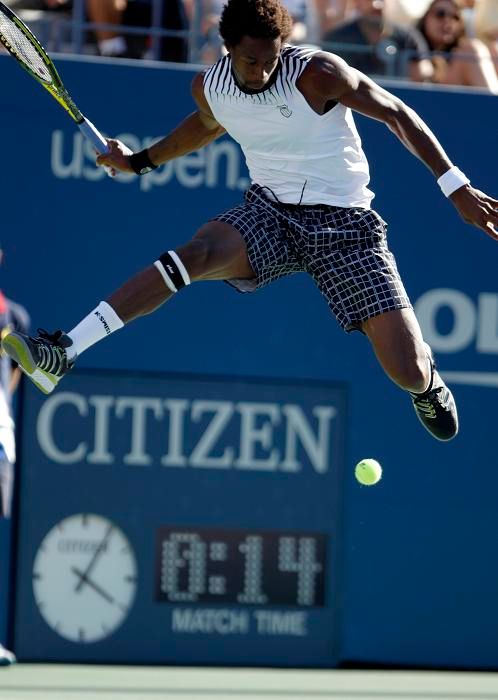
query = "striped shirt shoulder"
xmin=203 ymin=44 xmax=320 ymax=98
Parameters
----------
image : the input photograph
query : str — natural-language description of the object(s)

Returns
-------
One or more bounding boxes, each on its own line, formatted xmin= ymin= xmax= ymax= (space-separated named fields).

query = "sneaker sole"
xmin=2 ymin=335 xmax=60 ymax=395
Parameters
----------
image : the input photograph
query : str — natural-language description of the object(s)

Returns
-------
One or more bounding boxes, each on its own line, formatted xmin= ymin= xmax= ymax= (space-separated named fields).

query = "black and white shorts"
xmin=213 ymin=184 xmax=412 ymax=332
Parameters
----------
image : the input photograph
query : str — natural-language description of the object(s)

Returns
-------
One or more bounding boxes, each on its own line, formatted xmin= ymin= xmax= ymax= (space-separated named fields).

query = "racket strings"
xmin=0 ymin=15 xmax=52 ymax=83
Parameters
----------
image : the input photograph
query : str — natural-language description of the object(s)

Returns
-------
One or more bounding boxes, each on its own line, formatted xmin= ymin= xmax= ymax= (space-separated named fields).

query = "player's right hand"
xmin=96 ymin=139 xmax=134 ymax=175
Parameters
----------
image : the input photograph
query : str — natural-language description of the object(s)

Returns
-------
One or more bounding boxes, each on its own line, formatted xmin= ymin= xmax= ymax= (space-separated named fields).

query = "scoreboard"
xmin=13 ymin=369 xmax=347 ymax=666
xmin=155 ymin=528 xmax=326 ymax=607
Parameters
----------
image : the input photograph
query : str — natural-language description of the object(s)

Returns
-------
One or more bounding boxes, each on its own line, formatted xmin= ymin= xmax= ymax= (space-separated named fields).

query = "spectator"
xmin=84 ymin=0 xmax=188 ymax=61
xmin=282 ymin=0 xmax=354 ymax=44
xmin=322 ymin=0 xmax=434 ymax=80
xmin=417 ymin=0 xmax=498 ymax=91
xmin=4 ymin=0 xmax=129 ymax=57
xmin=0 ymin=244 xmax=30 ymax=668
xmin=475 ymin=0 xmax=498 ymax=71
xmin=190 ymin=0 xmax=225 ymax=63
xmin=86 ymin=0 xmax=129 ymax=58
xmin=5 ymin=0 xmax=188 ymax=61
xmin=314 ymin=0 xmax=354 ymax=41
xmin=114 ymin=0 xmax=189 ymax=62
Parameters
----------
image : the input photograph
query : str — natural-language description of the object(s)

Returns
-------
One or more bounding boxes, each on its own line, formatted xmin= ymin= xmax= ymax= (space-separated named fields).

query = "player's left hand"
xmin=450 ymin=185 xmax=498 ymax=240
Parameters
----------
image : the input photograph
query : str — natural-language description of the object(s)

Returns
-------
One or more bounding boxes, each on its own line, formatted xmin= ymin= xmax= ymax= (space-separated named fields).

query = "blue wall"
xmin=1 ymin=54 xmax=498 ymax=668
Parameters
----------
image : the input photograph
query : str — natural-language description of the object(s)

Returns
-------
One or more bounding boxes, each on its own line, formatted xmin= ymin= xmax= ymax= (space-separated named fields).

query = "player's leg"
xmin=105 ymin=221 xmax=254 ymax=322
xmin=306 ymin=204 xmax=458 ymax=441
xmin=361 ymin=308 xmax=430 ymax=392
xmin=362 ymin=308 xmax=458 ymax=441
xmin=1 ymin=221 xmax=254 ymax=394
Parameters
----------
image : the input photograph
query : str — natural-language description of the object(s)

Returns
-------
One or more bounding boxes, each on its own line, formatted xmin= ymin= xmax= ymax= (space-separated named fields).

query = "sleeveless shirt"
xmin=203 ymin=44 xmax=374 ymax=208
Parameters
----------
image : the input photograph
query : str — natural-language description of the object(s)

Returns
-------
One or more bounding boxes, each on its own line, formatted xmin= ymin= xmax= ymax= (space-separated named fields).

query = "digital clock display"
xmin=155 ymin=527 xmax=327 ymax=607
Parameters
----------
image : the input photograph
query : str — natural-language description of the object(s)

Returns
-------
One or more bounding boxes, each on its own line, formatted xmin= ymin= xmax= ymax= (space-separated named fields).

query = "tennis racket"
xmin=0 ymin=0 xmax=109 ymax=155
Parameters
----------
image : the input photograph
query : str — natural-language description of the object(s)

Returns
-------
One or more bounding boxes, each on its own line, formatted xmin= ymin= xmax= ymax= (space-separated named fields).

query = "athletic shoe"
xmin=1 ymin=329 xmax=75 ymax=395
xmin=0 ymin=644 xmax=16 ymax=666
xmin=411 ymin=369 xmax=458 ymax=441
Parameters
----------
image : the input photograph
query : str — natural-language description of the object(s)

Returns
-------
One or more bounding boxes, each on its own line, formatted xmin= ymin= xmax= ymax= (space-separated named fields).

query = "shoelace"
xmin=35 ymin=328 xmax=66 ymax=375
xmin=414 ymin=398 xmax=437 ymax=419
xmin=413 ymin=387 xmax=450 ymax=420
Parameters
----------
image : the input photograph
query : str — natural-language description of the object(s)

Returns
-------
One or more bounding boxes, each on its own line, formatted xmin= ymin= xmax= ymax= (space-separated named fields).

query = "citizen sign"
xmin=36 ymin=393 xmax=336 ymax=472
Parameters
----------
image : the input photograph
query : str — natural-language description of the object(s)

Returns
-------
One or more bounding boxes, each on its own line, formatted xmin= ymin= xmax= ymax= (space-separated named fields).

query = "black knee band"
xmin=154 ymin=251 xmax=191 ymax=293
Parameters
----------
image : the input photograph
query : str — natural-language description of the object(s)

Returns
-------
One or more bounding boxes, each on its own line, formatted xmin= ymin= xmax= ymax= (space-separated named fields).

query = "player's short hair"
xmin=219 ymin=0 xmax=293 ymax=47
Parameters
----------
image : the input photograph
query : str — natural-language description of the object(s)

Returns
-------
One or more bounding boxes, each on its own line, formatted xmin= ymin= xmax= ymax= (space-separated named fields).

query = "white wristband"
xmin=437 ymin=166 xmax=470 ymax=198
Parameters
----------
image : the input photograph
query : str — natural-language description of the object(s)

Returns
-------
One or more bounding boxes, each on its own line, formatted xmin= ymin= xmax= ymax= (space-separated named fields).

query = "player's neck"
xmin=230 ymin=59 xmax=281 ymax=95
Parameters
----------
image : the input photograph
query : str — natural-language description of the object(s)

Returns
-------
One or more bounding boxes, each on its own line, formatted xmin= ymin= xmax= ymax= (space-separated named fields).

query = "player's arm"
xmin=97 ymin=71 xmax=226 ymax=174
xmin=302 ymin=53 xmax=498 ymax=239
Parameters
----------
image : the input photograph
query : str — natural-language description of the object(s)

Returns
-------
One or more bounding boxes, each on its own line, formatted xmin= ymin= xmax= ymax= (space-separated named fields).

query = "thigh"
xmin=212 ymin=197 xmax=303 ymax=292
xmin=179 ymin=221 xmax=256 ymax=282
xmin=362 ymin=307 xmax=429 ymax=384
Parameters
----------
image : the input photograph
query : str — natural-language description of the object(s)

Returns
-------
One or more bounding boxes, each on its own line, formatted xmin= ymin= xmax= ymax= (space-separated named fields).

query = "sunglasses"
xmin=431 ymin=8 xmax=462 ymax=20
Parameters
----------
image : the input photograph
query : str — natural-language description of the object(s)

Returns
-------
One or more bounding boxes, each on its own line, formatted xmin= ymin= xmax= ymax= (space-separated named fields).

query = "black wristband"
xmin=128 ymin=149 xmax=158 ymax=175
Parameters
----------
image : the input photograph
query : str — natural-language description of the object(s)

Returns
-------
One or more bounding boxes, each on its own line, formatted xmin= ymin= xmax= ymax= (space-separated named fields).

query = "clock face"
xmin=32 ymin=513 xmax=138 ymax=643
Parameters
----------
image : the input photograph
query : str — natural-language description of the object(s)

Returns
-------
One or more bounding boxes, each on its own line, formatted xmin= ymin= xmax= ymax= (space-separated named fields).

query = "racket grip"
xmin=78 ymin=117 xmax=110 ymax=154
xmin=78 ymin=117 xmax=114 ymax=178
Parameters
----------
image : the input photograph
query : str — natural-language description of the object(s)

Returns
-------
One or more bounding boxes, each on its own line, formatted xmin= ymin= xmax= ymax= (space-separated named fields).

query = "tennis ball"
xmin=355 ymin=458 xmax=382 ymax=486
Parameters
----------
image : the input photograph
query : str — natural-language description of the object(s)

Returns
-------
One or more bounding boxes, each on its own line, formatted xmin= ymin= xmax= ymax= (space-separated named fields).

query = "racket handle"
xmin=78 ymin=117 xmax=110 ymax=154
xmin=78 ymin=117 xmax=114 ymax=178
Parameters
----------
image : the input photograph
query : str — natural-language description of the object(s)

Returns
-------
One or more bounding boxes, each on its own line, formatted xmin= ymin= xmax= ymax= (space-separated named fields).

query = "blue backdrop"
xmin=1 ymin=54 xmax=497 ymax=668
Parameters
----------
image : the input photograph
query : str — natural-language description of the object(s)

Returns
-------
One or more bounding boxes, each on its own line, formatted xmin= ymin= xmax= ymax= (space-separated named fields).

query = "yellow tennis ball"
xmin=355 ymin=458 xmax=382 ymax=486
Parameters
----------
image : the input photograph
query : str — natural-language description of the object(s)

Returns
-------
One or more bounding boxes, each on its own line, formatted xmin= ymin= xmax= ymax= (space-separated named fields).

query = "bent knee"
xmin=174 ymin=222 xmax=253 ymax=282
xmin=387 ymin=353 xmax=431 ymax=393
xmin=173 ymin=237 xmax=212 ymax=280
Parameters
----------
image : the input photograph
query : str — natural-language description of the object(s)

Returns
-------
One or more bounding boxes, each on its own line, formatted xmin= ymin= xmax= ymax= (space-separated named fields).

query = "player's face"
xmin=228 ymin=36 xmax=282 ymax=91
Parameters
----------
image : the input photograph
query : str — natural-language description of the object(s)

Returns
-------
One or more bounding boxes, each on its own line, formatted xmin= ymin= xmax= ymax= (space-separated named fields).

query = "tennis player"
xmin=3 ymin=0 xmax=498 ymax=441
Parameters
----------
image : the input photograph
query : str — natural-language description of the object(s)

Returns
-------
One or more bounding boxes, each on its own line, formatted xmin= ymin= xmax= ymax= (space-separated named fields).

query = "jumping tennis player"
xmin=3 ymin=0 xmax=498 ymax=441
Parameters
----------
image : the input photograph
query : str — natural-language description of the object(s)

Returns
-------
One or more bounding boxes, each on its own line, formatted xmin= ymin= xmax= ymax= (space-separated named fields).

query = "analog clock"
xmin=32 ymin=513 xmax=138 ymax=643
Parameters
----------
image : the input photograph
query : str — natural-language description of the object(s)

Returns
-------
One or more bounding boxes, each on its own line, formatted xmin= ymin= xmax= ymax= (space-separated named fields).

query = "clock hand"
xmin=75 ymin=523 xmax=113 ymax=593
xmin=71 ymin=566 xmax=115 ymax=604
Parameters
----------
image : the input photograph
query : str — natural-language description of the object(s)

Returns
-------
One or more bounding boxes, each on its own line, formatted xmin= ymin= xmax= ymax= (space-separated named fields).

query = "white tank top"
xmin=203 ymin=45 xmax=374 ymax=208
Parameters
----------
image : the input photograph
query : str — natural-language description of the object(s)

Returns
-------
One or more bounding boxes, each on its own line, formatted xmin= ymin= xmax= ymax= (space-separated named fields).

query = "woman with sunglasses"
xmin=417 ymin=0 xmax=498 ymax=91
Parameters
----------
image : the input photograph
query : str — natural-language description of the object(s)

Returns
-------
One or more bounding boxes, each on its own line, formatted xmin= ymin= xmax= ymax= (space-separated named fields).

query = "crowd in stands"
xmin=3 ymin=0 xmax=498 ymax=91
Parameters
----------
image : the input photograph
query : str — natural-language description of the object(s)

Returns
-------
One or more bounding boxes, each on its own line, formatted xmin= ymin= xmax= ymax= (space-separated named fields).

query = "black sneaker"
xmin=1 ymin=329 xmax=75 ymax=394
xmin=411 ymin=369 xmax=458 ymax=441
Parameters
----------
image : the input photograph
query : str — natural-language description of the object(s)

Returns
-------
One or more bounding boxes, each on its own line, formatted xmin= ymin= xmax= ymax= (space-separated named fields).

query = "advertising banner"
xmin=14 ymin=370 xmax=347 ymax=666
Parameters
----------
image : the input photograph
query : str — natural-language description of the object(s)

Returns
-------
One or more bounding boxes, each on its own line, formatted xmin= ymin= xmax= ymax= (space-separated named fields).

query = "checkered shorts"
xmin=213 ymin=184 xmax=412 ymax=332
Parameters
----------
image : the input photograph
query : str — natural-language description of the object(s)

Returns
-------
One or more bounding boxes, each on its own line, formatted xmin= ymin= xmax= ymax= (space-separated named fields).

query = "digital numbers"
xmin=160 ymin=532 xmax=206 ymax=602
xmin=156 ymin=527 xmax=326 ymax=607
xmin=237 ymin=536 xmax=267 ymax=604
xmin=278 ymin=537 xmax=322 ymax=605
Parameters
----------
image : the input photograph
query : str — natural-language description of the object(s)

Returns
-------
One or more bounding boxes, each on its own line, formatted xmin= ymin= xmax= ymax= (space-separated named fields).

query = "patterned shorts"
xmin=212 ymin=184 xmax=412 ymax=332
